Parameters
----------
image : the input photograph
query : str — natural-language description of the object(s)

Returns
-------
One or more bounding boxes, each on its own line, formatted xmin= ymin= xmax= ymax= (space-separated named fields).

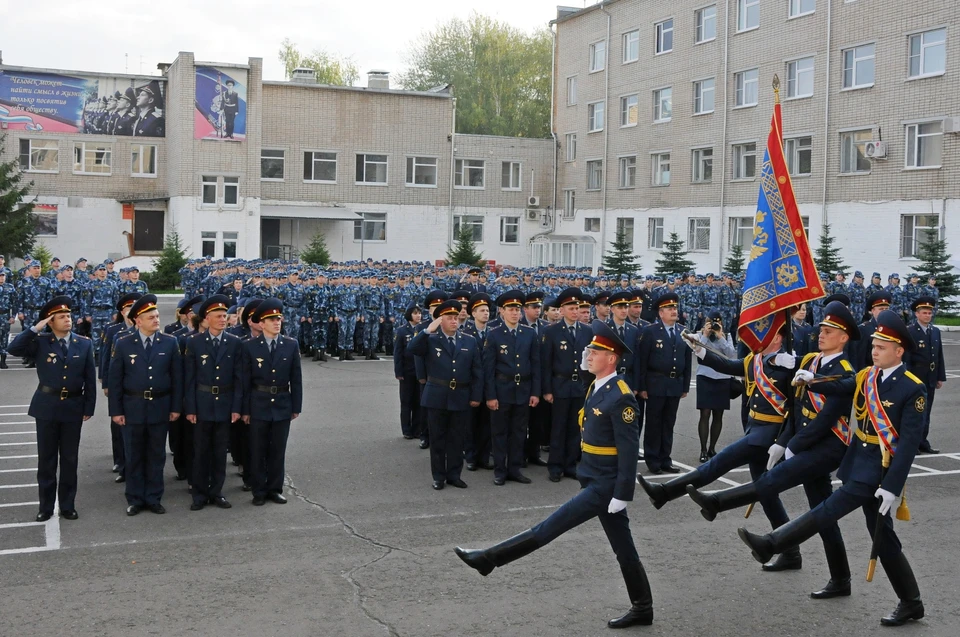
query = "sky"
xmin=1 ymin=0 xmax=590 ymax=82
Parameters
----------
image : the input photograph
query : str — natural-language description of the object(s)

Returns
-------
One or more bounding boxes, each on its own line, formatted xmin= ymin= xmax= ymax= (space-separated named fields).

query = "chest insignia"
xmin=47 ymin=354 xmax=57 ymax=364
xmin=256 ymin=357 xmax=264 ymax=368
xmin=201 ymin=354 xmax=209 ymax=365
xmin=129 ymin=354 xmax=136 ymax=364
xmin=655 ymin=340 xmax=663 ymax=349
xmin=592 ymin=407 xmax=602 ymax=416
xmin=500 ymin=344 xmax=509 ymax=354
xmin=560 ymin=340 xmax=568 ymax=351
xmin=881 ymin=400 xmax=894 ymax=407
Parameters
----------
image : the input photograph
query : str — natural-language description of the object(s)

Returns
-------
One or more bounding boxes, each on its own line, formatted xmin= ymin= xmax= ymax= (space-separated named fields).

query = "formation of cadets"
xmin=0 ymin=251 xmax=947 ymax=630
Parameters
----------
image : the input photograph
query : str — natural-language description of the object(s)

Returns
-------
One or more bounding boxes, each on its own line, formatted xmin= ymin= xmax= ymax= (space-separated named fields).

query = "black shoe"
xmin=190 ymin=502 xmax=205 ymax=511
xmin=881 ymin=600 xmax=925 ymax=626
xmin=493 ymin=477 xmax=506 ymax=486
xmin=61 ymin=510 xmax=79 ymax=520
xmin=112 ymin=464 xmax=120 ymax=473
xmin=812 ymin=541 xmax=851 ymax=599
xmin=252 ymin=496 xmax=266 ymax=506
xmin=447 ymin=479 xmax=468 ymax=489
xmin=344 ymin=352 xmax=356 ymax=361
xmin=811 ymin=578 xmax=851 ymax=599
xmin=175 ymin=473 xmax=187 ymax=481
xmin=918 ymin=445 xmax=939 ymax=455
xmin=241 ymin=484 xmax=253 ymax=492
xmin=637 ymin=450 xmax=644 ymax=460
xmin=699 ymin=452 xmax=709 ymax=463
xmin=660 ymin=465 xmax=681 ymax=474
xmin=267 ymin=492 xmax=287 ymax=504
xmin=211 ymin=497 xmax=232 ymax=509
xmin=466 ymin=462 xmax=478 ymax=472
xmin=148 ymin=504 xmax=166 ymax=514
xmin=419 ymin=440 xmax=430 ymax=449
xmin=126 ymin=505 xmax=142 ymax=516
xmin=432 ymin=480 xmax=444 ymax=490
xmin=563 ymin=470 xmax=577 ymax=479
xmin=402 ymin=434 xmax=415 ymax=440
xmin=762 ymin=548 xmax=802 ymax=572
xmin=455 ymin=529 xmax=540 ymax=577
xmin=528 ymin=456 xmax=548 ymax=467
xmin=707 ymin=449 xmax=717 ymax=458
xmin=338 ymin=352 xmax=346 ymax=361
xmin=318 ymin=352 xmax=328 ymax=362
xmin=608 ymin=562 xmax=654 ymax=628
xmin=507 ymin=473 xmax=532 ymax=484
xmin=478 ymin=462 xmax=495 ymax=470
xmin=548 ymin=474 xmax=561 ymax=482
xmin=115 ymin=475 xmax=126 ymax=483
xmin=878 ymin=551 xmax=924 ymax=626
xmin=36 ymin=512 xmax=52 ymax=522
xmin=369 ymin=353 xmax=380 ymax=361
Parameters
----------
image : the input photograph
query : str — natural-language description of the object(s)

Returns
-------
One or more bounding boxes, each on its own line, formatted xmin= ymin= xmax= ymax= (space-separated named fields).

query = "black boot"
xmin=608 ymin=562 xmax=654 ymax=628
xmin=762 ymin=546 xmax=802 ymax=572
xmin=455 ymin=529 xmax=540 ymax=576
xmin=637 ymin=470 xmax=700 ymax=510
xmin=0 ymin=354 xmax=7 ymax=369
xmin=879 ymin=552 xmax=924 ymax=626
xmin=369 ymin=350 xmax=380 ymax=361
xmin=687 ymin=483 xmax=757 ymax=522
xmin=344 ymin=351 xmax=356 ymax=361
xmin=318 ymin=350 xmax=327 ymax=362
xmin=811 ymin=541 xmax=851 ymax=599
xmin=312 ymin=350 xmax=321 ymax=362
xmin=338 ymin=351 xmax=346 ymax=361
xmin=738 ymin=513 xmax=819 ymax=566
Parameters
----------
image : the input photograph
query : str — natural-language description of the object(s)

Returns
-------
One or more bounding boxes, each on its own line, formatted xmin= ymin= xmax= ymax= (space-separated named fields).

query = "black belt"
xmin=496 ymin=373 xmax=531 ymax=383
xmin=650 ymin=371 xmax=678 ymax=378
xmin=38 ymin=385 xmax=82 ymax=400
xmin=553 ymin=372 xmax=581 ymax=382
xmin=427 ymin=376 xmax=469 ymax=390
xmin=198 ymin=384 xmax=234 ymax=395
xmin=124 ymin=389 xmax=170 ymax=400
xmin=254 ymin=384 xmax=289 ymax=395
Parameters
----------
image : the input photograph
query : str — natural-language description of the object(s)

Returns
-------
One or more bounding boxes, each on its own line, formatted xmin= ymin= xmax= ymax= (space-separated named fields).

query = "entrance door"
xmin=261 ymin=219 xmax=280 ymax=258
xmin=134 ymin=209 xmax=165 ymax=252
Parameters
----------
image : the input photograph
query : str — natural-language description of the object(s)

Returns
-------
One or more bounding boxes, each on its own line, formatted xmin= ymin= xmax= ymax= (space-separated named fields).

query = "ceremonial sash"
xmin=863 ymin=366 xmax=899 ymax=454
xmin=753 ymin=355 xmax=787 ymax=417
xmin=804 ymin=354 xmax=851 ymax=444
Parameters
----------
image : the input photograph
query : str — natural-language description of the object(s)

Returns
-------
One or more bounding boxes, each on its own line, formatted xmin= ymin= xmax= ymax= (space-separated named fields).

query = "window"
xmin=735 ymin=69 xmax=759 ymax=106
xmin=733 ymin=142 xmax=757 ymax=179
xmin=616 ymin=218 xmax=635 ymax=250
xmin=696 ymin=5 xmax=717 ymax=43
xmin=586 ymin=159 xmax=603 ymax=190
xmin=453 ymin=215 xmax=484 ymax=242
xmin=623 ymin=30 xmax=640 ymax=63
xmin=565 ymin=133 xmax=577 ymax=162
xmin=589 ymin=40 xmax=606 ymax=72
xmin=648 ymin=217 xmax=664 ymax=249
xmin=905 ymin=121 xmax=943 ymax=169
xmin=501 ymin=161 xmax=522 ymax=190
xmin=786 ymin=57 xmax=815 ymax=98
xmin=223 ymin=232 xmax=238 ymax=259
xmin=500 ymin=216 xmax=520 ymax=244
xmin=653 ymin=87 xmax=672 ymax=122
xmin=789 ymin=0 xmax=815 ymax=18
xmin=619 ymin=156 xmax=637 ymax=188
xmin=785 ymin=136 xmax=812 ymax=176
xmin=201 ymin=231 xmax=217 ymax=258
xmin=737 ymin=0 xmax=759 ymax=32
xmin=354 ymin=212 xmax=387 ymax=241
xmin=694 ymin=78 xmax=715 ymax=114
xmin=692 ymin=147 xmax=713 ymax=183
xmin=73 ymin=142 xmax=111 ymax=175
xmin=356 ymin=153 xmax=388 ymax=184
xmin=567 ymin=76 xmax=578 ymax=106
xmin=688 ymin=218 xmax=711 ymax=251
xmin=620 ymin=94 xmax=639 ymax=127
xmin=563 ymin=189 xmax=576 ymax=216
xmin=900 ymin=214 xmax=939 ymax=258
xmin=405 ymin=156 xmax=438 ymax=186
xmin=584 ymin=217 xmax=600 ymax=232
xmin=202 ymin=175 xmax=218 ymax=205
xmin=455 ymin=159 xmax=485 ymax=188
xmin=18 ymin=139 xmax=59 ymax=172
xmin=909 ymin=29 xmax=946 ymax=78
xmin=652 ymin=153 xmax=671 ymax=186
xmin=131 ymin=144 xmax=157 ymax=177
xmin=223 ymin=177 xmax=239 ymax=206
xmin=842 ymin=44 xmax=875 ymax=89
xmin=839 ymin=129 xmax=872 ymax=173
xmin=729 ymin=217 xmax=754 ymax=248
xmin=260 ymin=149 xmax=284 ymax=180
xmin=655 ymin=19 xmax=674 ymax=54
xmin=588 ymin=101 xmax=605 ymax=132
xmin=304 ymin=151 xmax=337 ymax=182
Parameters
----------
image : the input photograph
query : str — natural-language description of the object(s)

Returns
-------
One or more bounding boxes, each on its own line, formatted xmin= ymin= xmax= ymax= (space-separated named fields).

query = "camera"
xmin=709 ymin=321 xmax=722 ymax=331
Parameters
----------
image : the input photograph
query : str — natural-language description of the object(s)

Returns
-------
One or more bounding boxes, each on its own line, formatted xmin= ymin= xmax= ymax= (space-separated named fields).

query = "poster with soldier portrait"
xmin=194 ymin=66 xmax=247 ymax=141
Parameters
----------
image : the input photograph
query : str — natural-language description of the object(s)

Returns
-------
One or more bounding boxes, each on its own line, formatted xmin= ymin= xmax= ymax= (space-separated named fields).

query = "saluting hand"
xmin=33 ymin=314 xmax=54 ymax=331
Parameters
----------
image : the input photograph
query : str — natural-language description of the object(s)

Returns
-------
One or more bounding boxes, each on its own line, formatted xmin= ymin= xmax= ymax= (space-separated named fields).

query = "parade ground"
xmin=1 ymin=298 xmax=958 ymax=637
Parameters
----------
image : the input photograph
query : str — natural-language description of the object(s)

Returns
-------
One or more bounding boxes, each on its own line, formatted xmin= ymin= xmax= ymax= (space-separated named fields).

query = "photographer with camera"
xmin=694 ymin=312 xmax=737 ymax=463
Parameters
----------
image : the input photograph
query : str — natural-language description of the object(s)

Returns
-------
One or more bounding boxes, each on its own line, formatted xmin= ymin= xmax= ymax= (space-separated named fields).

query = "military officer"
xmin=855 ymin=292 xmax=892 ymax=371
xmin=885 ymin=274 xmax=904 ymax=319
xmin=240 ymin=299 xmax=303 ymax=506
xmin=394 ymin=305 xmax=423 ymax=439
xmin=0 ymin=270 xmax=14 ymax=369
xmin=521 ymin=292 xmax=550 ymax=466
xmin=133 ymin=80 xmax=165 ymax=137
xmin=333 ymin=273 xmax=360 ymax=360
xmin=8 ymin=297 xmax=96 ymax=522
xmin=100 ymin=293 xmax=142 ymax=481
xmin=108 ymin=295 xmax=183 ymax=516
xmin=221 ymin=79 xmax=240 ymax=138
xmin=791 ymin=303 xmax=816 ymax=360
xmin=905 ymin=296 xmax=945 ymax=454
xmin=164 ymin=299 xmax=191 ymax=334
xmin=462 ymin=293 xmax=493 ymax=470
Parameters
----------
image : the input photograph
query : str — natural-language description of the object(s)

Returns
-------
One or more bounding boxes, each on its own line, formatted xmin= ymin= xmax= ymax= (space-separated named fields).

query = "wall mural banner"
xmin=195 ymin=66 xmax=247 ymax=141
xmin=0 ymin=68 xmax=165 ymax=137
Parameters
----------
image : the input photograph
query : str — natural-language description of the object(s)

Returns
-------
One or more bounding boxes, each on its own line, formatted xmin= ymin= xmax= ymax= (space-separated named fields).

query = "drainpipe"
xmin=820 ymin=0 xmax=833 ymax=228
xmin=717 ymin=0 xmax=731 ymax=270
xmin=448 ymin=97 xmax=457 ymax=258
xmin=598 ymin=3 xmax=612 ymax=273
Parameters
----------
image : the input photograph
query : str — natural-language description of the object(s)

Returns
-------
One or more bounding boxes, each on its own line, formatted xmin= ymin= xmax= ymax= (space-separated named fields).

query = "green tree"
xmin=30 ymin=242 xmax=53 ymax=273
xmin=655 ymin=232 xmax=696 ymax=278
xmin=813 ymin=224 xmax=847 ymax=276
xmin=278 ymin=38 xmax=360 ymax=86
xmin=398 ymin=13 xmax=552 ymax=138
xmin=601 ymin=230 xmax=640 ymax=277
xmin=446 ymin=226 xmax=484 ymax=267
xmin=916 ymin=229 xmax=959 ymax=314
xmin=148 ymin=232 xmax=188 ymax=290
xmin=299 ymin=230 xmax=331 ymax=266
xmin=0 ymin=135 xmax=38 ymax=260
xmin=724 ymin=243 xmax=746 ymax=277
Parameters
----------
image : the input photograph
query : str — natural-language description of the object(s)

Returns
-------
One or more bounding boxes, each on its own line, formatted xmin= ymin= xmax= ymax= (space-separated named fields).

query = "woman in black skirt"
xmin=694 ymin=312 xmax=737 ymax=462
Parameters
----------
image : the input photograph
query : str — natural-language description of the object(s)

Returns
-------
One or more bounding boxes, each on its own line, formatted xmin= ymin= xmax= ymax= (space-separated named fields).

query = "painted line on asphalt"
xmin=0 ymin=455 xmax=39 ymax=460
xmin=0 ymin=484 xmax=34 ymax=490
xmin=0 ymin=406 xmax=30 ymax=409
xmin=0 ymin=432 xmax=34 ymax=436
xmin=0 ymin=501 xmax=39 ymax=508
xmin=0 ymin=422 xmax=34 ymax=427
xmin=0 ymin=468 xmax=34 ymax=474
xmin=0 ymin=441 xmax=36 ymax=447
xmin=0 ymin=521 xmax=44 ymax=530
xmin=0 ymin=413 xmax=29 ymax=417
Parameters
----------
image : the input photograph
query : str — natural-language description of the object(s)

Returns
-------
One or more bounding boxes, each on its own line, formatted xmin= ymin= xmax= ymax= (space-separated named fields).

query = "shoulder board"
xmin=903 ymin=371 xmax=924 ymax=385
xmin=840 ymin=359 xmax=854 ymax=373
xmin=116 ymin=333 xmax=136 ymax=342
xmin=801 ymin=352 xmax=818 ymax=368
xmin=617 ymin=379 xmax=631 ymax=395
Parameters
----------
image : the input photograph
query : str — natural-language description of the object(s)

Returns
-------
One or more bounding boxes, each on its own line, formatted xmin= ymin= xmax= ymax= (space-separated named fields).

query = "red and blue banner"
xmin=195 ymin=66 xmax=247 ymax=141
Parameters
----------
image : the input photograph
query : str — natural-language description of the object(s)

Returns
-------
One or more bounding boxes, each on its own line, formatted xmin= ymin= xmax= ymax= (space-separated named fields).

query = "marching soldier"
xmin=8 ymin=296 xmax=96 ymax=522
xmin=905 ymin=296 xmax=945 ymax=454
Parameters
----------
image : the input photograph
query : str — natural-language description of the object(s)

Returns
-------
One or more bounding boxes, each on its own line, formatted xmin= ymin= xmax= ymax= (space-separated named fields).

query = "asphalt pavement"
xmin=1 ymin=301 xmax=958 ymax=636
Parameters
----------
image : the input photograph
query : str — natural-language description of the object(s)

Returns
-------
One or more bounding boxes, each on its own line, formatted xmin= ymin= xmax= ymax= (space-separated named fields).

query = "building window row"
xmin=452 ymin=214 xmax=522 ymax=245
xmin=18 ymin=138 xmax=157 ymax=177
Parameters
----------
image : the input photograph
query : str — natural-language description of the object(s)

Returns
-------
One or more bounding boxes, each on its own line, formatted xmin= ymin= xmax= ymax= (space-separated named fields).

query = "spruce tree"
xmin=0 ymin=135 xmax=38 ymax=259
xmin=446 ymin=225 xmax=484 ymax=267
xmin=30 ymin=243 xmax=53 ymax=273
xmin=813 ymin=224 xmax=847 ymax=276
xmin=655 ymin=232 xmax=696 ymax=277
xmin=149 ymin=232 xmax=188 ymax=290
xmin=299 ymin=230 xmax=331 ymax=266
xmin=916 ymin=229 xmax=958 ymax=314
xmin=724 ymin=243 xmax=746 ymax=276
xmin=601 ymin=230 xmax=641 ymax=277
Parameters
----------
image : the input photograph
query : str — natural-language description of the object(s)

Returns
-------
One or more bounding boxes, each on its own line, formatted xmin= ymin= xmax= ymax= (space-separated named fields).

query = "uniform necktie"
xmin=270 ymin=339 xmax=277 ymax=354
xmin=59 ymin=338 xmax=68 ymax=357
xmin=667 ymin=326 xmax=674 ymax=342
xmin=212 ymin=337 xmax=220 ymax=352
xmin=618 ymin=326 xmax=625 ymax=340
xmin=145 ymin=337 xmax=153 ymax=356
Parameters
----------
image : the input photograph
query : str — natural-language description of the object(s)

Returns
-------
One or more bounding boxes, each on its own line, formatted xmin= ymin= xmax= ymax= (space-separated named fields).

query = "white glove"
xmin=784 ymin=447 xmax=795 ymax=461
xmin=580 ymin=348 xmax=590 ymax=371
xmin=875 ymin=488 xmax=896 ymax=516
xmin=793 ymin=369 xmax=815 ymax=385
xmin=685 ymin=336 xmax=706 ymax=359
xmin=608 ymin=498 xmax=628 ymax=514
xmin=774 ymin=352 xmax=796 ymax=368
xmin=766 ymin=444 xmax=786 ymax=471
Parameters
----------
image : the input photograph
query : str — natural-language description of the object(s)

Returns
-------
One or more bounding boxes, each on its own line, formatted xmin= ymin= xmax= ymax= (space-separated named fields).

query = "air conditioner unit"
xmin=864 ymin=141 xmax=887 ymax=159
xmin=527 ymin=195 xmax=540 ymax=207
xmin=525 ymin=209 xmax=540 ymax=221
xmin=943 ymin=116 xmax=960 ymax=134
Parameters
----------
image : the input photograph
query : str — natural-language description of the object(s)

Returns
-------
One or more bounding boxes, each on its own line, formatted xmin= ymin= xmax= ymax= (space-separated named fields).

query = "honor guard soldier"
xmin=738 ymin=311 xmax=927 ymax=627
xmin=636 ymin=293 xmax=691 ymax=474
xmin=456 ymin=321 xmax=654 ymax=629
xmin=540 ymin=287 xmax=594 ymax=482
xmin=100 ymin=293 xmax=143 ymax=482
xmin=393 ymin=305 xmax=423 ymax=440
xmin=483 ymin=290 xmax=541 ymax=486
xmin=108 ymin=295 xmax=183 ymax=516
xmin=184 ymin=295 xmax=242 ymax=510
xmin=8 ymin=297 xmax=96 ymax=522
xmin=406 ymin=299 xmax=483 ymax=490
xmin=240 ymin=299 xmax=303 ymax=506
xmin=689 ymin=301 xmax=859 ymax=597
xmin=905 ymin=296 xmax=945 ymax=454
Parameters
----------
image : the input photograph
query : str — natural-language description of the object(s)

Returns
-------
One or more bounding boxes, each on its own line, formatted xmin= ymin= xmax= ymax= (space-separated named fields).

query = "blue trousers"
xmin=338 ymin=315 xmax=357 ymax=352
xmin=548 ymin=397 xmax=582 ymax=478
xmin=490 ymin=402 xmax=528 ymax=480
xmin=644 ymin=396 xmax=680 ymax=472
xmin=362 ymin=314 xmax=379 ymax=350
xmin=248 ymin=419 xmax=291 ymax=498
xmin=192 ymin=420 xmax=229 ymax=504
xmin=809 ymin=481 xmax=902 ymax=562
xmin=122 ymin=421 xmax=168 ymax=506
xmin=36 ymin=418 xmax=82 ymax=514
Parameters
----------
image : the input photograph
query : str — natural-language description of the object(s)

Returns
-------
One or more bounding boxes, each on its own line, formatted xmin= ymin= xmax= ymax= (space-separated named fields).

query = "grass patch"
xmin=934 ymin=316 xmax=960 ymax=326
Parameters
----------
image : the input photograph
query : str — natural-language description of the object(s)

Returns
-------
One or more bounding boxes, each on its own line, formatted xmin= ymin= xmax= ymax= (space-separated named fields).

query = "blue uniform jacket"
xmin=779 ymin=352 xmax=856 ymax=452
xmin=407 ymin=329 xmax=483 ymax=411
xmin=904 ymin=322 xmax=946 ymax=388
xmin=9 ymin=329 xmax=96 ymax=421
xmin=482 ymin=324 xmax=541 ymax=405
xmin=392 ymin=323 xmax=418 ymax=378
xmin=636 ymin=321 xmax=692 ymax=397
xmin=540 ymin=321 xmax=593 ymax=399
xmin=240 ymin=335 xmax=303 ymax=420
xmin=607 ymin=319 xmax=642 ymax=391
xmin=107 ymin=332 xmax=183 ymax=424
xmin=183 ymin=332 xmax=244 ymax=421
xmin=579 ymin=375 xmax=641 ymax=501
xmin=99 ymin=322 xmax=131 ymax=381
